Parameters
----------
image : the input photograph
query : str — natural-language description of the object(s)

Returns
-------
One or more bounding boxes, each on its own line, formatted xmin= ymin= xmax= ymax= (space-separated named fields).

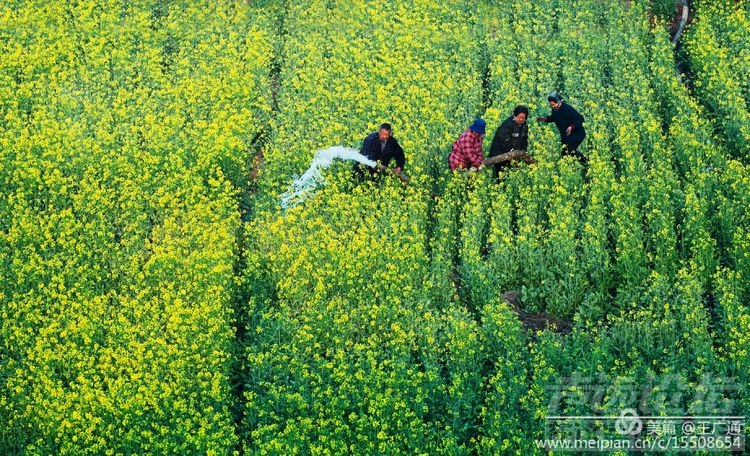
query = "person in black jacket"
xmin=488 ymin=105 xmax=529 ymax=177
xmin=354 ymin=123 xmax=406 ymax=181
xmin=537 ymin=92 xmax=587 ymax=164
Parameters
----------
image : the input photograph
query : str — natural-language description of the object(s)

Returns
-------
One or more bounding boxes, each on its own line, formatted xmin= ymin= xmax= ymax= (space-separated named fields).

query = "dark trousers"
xmin=562 ymin=130 xmax=585 ymax=151
xmin=561 ymin=131 xmax=587 ymax=164
xmin=492 ymin=161 xmax=511 ymax=178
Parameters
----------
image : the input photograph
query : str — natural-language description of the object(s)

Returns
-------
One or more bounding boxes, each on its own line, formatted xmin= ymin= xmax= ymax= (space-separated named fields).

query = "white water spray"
xmin=280 ymin=146 xmax=376 ymax=209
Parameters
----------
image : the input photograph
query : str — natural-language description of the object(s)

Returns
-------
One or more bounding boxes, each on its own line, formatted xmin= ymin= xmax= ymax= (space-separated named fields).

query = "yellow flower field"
xmin=1 ymin=0 xmax=748 ymax=453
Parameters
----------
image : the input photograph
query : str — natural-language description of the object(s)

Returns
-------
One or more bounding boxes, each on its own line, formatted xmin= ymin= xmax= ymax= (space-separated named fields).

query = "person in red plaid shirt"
xmin=449 ymin=118 xmax=486 ymax=172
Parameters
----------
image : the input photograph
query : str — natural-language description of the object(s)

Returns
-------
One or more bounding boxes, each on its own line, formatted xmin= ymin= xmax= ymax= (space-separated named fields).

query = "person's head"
xmin=378 ymin=123 xmax=392 ymax=142
xmin=547 ymin=92 xmax=563 ymax=110
xmin=469 ymin=118 xmax=486 ymax=136
xmin=513 ymin=105 xmax=529 ymax=125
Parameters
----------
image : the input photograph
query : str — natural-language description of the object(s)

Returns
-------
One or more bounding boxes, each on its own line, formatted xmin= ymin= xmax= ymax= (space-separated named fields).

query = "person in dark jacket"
xmin=536 ymin=92 xmax=587 ymax=163
xmin=354 ymin=123 xmax=405 ymax=181
xmin=488 ymin=105 xmax=530 ymax=177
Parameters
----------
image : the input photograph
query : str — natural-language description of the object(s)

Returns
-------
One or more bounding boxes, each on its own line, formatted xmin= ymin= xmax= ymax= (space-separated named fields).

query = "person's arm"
xmin=361 ymin=133 xmax=378 ymax=160
xmin=391 ymin=138 xmax=405 ymax=171
xmin=490 ymin=122 xmax=512 ymax=155
xmin=536 ymin=113 xmax=553 ymax=123
xmin=452 ymin=134 xmax=470 ymax=170
xmin=561 ymin=105 xmax=583 ymax=135
xmin=361 ymin=134 xmax=370 ymax=156
xmin=489 ymin=127 xmax=503 ymax=157
xmin=468 ymin=137 xmax=485 ymax=168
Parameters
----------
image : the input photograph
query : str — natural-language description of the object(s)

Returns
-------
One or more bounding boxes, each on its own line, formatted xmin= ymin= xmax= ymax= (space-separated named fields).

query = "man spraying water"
xmin=280 ymin=146 xmax=377 ymax=210
xmin=281 ymin=123 xmax=409 ymax=209
xmin=353 ymin=123 xmax=406 ymax=181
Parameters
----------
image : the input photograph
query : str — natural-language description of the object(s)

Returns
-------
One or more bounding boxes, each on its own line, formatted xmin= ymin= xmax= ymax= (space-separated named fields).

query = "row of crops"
xmin=1 ymin=0 xmax=748 ymax=454
xmin=684 ymin=0 xmax=750 ymax=162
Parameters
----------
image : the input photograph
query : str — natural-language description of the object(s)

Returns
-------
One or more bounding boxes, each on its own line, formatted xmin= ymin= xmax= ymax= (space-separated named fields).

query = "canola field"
xmin=1 ymin=0 xmax=748 ymax=454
